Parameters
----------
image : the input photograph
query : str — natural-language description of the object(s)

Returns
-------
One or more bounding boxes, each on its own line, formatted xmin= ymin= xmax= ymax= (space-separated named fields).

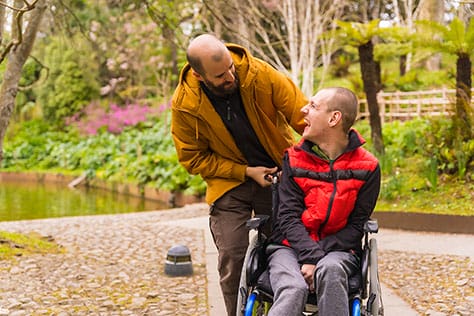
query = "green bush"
xmin=2 ymin=116 xmax=205 ymax=196
xmin=36 ymin=36 xmax=100 ymax=125
xmin=422 ymin=117 xmax=474 ymax=180
xmin=357 ymin=117 xmax=473 ymax=198
xmin=2 ymin=115 xmax=472 ymax=213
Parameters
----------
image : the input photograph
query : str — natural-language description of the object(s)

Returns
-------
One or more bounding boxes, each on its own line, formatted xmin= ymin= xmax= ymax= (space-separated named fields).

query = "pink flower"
xmin=65 ymin=101 xmax=167 ymax=135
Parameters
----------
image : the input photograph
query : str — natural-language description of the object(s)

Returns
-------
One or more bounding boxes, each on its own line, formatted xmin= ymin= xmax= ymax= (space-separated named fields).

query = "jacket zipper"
xmin=318 ymin=160 xmax=337 ymax=239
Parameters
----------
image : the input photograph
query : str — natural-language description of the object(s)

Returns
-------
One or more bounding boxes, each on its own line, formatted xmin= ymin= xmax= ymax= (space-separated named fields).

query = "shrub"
xmin=36 ymin=36 xmax=100 ymax=125
xmin=422 ymin=117 xmax=474 ymax=180
xmin=2 ymin=113 xmax=205 ymax=196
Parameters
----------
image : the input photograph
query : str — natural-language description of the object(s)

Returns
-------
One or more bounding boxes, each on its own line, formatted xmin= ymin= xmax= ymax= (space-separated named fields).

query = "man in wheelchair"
xmin=263 ymin=87 xmax=381 ymax=316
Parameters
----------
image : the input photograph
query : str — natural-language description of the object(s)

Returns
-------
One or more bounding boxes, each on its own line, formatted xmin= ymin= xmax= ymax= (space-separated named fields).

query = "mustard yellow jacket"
xmin=171 ymin=43 xmax=307 ymax=204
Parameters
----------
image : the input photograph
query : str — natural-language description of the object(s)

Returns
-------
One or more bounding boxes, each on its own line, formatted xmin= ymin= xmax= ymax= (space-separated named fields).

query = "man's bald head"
xmin=323 ymin=87 xmax=358 ymax=133
xmin=186 ymin=34 xmax=229 ymax=76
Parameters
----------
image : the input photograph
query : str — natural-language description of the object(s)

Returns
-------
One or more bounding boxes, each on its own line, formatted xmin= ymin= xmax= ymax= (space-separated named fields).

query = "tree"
xmin=37 ymin=1 xmax=182 ymax=111
xmin=416 ymin=0 xmax=444 ymax=70
xmin=416 ymin=17 xmax=474 ymax=141
xmin=336 ymin=19 xmax=385 ymax=154
xmin=389 ymin=0 xmax=423 ymax=75
xmin=0 ymin=0 xmax=47 ymax=163
xmin=202 ymin=0 xmax=348 ymax=97
xmin=144 ymin=0 xmax=198 ymax=88
xmin=36 ymin=35 xmax=100 ymax=125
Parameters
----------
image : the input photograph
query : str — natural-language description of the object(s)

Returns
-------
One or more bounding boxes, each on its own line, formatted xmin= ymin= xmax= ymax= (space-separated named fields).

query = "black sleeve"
xmin=318 ymin=164 xmax=381 ymax=253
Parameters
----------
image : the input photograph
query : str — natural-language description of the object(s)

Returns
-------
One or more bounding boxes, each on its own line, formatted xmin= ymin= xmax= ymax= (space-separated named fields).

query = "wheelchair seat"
xmin=246 ymin=243 xmax=363 ymax=304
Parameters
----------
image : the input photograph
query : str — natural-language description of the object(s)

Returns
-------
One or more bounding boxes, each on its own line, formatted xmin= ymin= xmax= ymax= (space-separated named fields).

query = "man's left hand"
xmin=301 ymin=264 xmax=317 ymax=292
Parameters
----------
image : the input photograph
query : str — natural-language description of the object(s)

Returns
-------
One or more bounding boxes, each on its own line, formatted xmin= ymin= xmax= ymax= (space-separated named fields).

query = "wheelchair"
xmin=236 ymin=177 xmax=383 ymax=316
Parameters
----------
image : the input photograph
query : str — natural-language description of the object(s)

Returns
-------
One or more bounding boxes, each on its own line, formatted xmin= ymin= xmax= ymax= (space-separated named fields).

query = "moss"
xmin=0 ymin=231 xmax=65 ymax=261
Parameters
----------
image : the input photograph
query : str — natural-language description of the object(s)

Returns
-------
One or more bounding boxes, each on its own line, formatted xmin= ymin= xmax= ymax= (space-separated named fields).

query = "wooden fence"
xmin=358 ymin=87 xmax=474 ymax=123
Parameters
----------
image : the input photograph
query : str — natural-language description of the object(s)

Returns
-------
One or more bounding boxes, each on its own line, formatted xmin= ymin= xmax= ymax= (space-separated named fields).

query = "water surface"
xmin=0 ymin=180 xmax=169 ymax=222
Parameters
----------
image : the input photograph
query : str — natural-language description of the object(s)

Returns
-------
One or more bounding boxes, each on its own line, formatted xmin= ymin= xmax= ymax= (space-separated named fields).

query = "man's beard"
xmin=203 ymin=72 xmax=239 ymax=96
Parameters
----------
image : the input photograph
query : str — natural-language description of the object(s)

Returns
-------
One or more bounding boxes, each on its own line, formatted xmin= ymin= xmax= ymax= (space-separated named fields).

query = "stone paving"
xmin=0 ymin=204 xmax=209 ymax=316
xmin=379 ymin=250 xmax=473 ymax=315
xmin=0 ymin=204 xmax=473 ymax=316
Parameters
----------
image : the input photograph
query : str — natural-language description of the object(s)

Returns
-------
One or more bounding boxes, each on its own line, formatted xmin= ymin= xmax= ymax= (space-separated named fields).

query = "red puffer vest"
xmin=286 ymin=139 xmax=378 ymax=242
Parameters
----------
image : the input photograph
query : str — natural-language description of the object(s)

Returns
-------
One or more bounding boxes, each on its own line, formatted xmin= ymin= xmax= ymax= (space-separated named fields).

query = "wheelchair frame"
xmin=236 ymin=176 xmax=383 ymax=316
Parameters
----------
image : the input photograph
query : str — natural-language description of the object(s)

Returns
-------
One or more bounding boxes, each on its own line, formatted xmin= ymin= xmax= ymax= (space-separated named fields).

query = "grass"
xmin=351 ymin=118 xmax=474 ymax=217
xmin=376 ymin=178 xmax=474 ymax=216
xmin=0 ymin=231 xmax=65 ymax=261
xmin=376 ymin=154 xmax=474 ymax=216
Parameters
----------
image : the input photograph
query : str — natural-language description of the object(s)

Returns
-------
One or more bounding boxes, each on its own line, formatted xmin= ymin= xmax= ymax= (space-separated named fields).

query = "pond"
xmin=0 ymin=180 xmax=170 ymax=222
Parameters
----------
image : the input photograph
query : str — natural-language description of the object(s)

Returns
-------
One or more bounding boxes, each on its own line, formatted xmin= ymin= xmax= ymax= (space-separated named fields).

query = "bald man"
xmin=171 ymin=34 xmax=307 ymax=315
xmin=267 ymin=87 xmax=381 ymax=316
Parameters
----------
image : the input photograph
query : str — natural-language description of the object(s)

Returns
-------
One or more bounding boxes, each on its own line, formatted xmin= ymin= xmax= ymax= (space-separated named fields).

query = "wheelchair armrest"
xmin=246 ymin=215 xmax=270 ymax=230
xmin=364 ymin=219 xmax=379 ymax=233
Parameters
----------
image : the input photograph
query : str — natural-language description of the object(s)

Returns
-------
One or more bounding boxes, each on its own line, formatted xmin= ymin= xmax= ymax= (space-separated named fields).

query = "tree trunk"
xmin=162 ymin=25 xmax=178 ymax=88
xmin=0 ymin=0 xmax=47 ymax=163
xmin=0 ymin=5 xmax=5 ymax=43
xmin=399 ymin=55 xmax=407 ymax=76
xmin=455 ymin=54 xmax=473 ymax=141
xmin=358 ymin=40 xmax=384 ymax=154
xmin=417 ymin=0 xmax=444 ymax=71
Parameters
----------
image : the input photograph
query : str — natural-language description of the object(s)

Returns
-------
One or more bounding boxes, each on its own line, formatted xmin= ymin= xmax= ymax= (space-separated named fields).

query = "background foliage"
xmin=37 ymin=35 xmax=101 ymax=125
xmin=0 ymin=0 xmax=473 ymax=215
xmin=2 ymin=114 xmax=472 ymax=215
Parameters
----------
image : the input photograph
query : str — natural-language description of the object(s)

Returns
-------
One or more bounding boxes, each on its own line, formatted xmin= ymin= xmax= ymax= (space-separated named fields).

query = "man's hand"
xmin=301 ymin=264 xmax=317 ymax=292
xmin=245 ymin=166 xmax=278 ymax=187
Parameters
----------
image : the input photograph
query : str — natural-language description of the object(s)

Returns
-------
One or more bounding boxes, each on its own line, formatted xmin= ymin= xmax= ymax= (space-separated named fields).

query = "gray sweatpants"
xmin=267 ymin=247 xmax=359 ymax=316
xmin=267 ymin=246 xmax=307 ymax=316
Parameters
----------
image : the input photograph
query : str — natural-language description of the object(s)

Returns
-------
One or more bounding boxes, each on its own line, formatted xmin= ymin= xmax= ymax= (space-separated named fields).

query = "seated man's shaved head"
xmin=323 ymin=87 xmax=358 ymax=133
xmin=186 ymin=34 xmax=229 ymax=76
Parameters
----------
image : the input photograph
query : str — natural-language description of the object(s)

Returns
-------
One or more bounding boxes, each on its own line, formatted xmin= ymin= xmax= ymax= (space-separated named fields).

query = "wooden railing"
xmin=358 ymin=88 xmax=474 ymax=123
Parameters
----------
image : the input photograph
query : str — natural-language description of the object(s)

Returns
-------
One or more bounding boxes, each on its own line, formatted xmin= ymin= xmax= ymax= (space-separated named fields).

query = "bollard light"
xmin=164 ymin=245 xmax=193 ymax=276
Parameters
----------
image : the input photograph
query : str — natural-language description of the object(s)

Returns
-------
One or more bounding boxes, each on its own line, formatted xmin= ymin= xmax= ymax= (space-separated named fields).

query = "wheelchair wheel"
xmin=368 ymin=238 xmax=383 ymax=315
xmin=244 ymin=291 xmax=271 ymax=316
xmin=351 ymin=297 xmax=361 ymax=316
xmin=237 ymin=231 xmax=258 ymax=316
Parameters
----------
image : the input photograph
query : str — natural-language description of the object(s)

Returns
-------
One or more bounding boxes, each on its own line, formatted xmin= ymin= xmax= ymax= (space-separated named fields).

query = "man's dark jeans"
xmin=209 ymin=179 xmax=272 ymax=316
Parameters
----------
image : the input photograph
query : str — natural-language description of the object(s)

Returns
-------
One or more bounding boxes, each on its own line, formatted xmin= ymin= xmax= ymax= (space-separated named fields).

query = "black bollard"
xmin=164 ymin=245 xmax=193 ymax=276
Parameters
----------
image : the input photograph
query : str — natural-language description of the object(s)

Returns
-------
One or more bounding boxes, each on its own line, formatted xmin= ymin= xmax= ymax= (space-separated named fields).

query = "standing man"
xmin=171 ymin=33 xmax=307 ymax=315
xmin=267 ymin=87 xmax=381 ymax=316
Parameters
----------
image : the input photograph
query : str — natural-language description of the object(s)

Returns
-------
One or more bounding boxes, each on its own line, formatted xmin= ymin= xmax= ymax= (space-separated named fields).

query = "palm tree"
xmin=335 ymin=19 xmax=384 ymax=154
xmin=416 ymin=17 xmax=474 ymax=141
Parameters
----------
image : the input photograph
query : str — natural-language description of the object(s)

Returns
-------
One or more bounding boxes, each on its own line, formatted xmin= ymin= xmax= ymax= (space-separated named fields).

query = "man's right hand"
xmin=245 ymin=166 xmax=278 ymax=187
